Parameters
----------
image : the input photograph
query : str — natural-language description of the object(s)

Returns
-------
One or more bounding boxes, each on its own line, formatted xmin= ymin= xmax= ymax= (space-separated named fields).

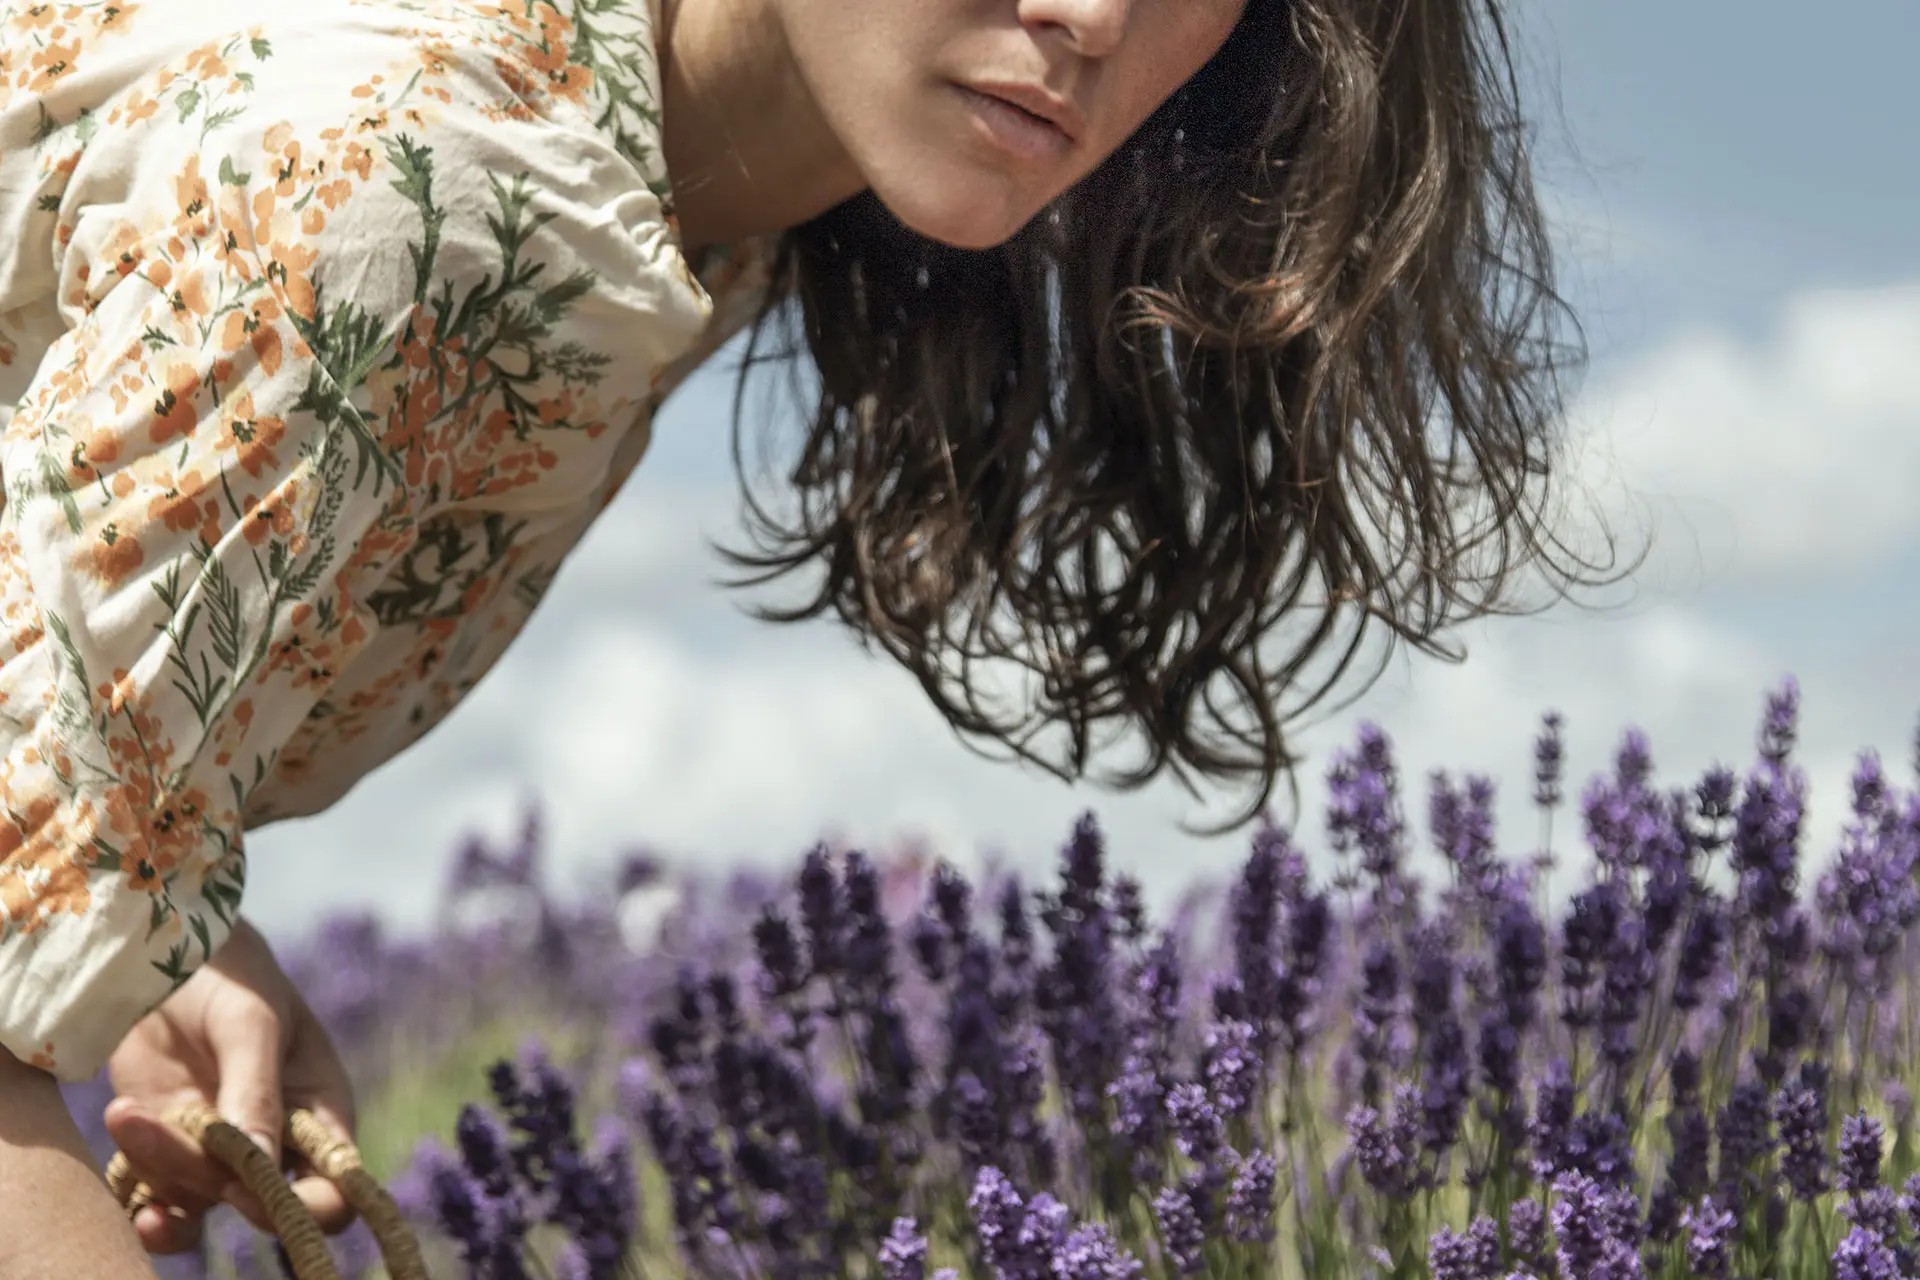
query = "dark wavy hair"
xmin=707 ymin=0 xmax=1625 ymax=837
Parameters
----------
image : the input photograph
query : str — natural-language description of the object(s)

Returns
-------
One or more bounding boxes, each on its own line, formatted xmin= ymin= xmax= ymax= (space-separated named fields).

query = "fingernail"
xmin=247 ymin=1130 xmax=275 ymax=1159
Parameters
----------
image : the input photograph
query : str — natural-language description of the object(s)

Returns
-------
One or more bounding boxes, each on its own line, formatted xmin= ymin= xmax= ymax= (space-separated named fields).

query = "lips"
xmin=959 ymin=81 xmax=1084 ymax=144
xmin=954 ymin=84 xmax=1076 ymax=162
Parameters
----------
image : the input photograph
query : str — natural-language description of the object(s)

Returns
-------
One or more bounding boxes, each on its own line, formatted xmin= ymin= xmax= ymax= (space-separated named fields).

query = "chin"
xmin=870 ymin=173 xmax=1036 ymax=252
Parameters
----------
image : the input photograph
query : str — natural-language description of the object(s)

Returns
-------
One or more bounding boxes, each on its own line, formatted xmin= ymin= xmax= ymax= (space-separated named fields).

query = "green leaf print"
xmin=202 ymin=870 xmax=242 ymax=928
xmin=33 ymin=449 xmax=83 ymax=535
xmin=43 ymin=611 xmax=93 ymax=738
xmin=201 ymin=557 xmax=247 ymax=675
xmin=187 ymin=912 xmax=213 ymax=963
xmin=381 ymin=134 xmax=446 ymax=306
xmin=153 ymin=939 xmax=193 ymax=986
xmin=531 ymin=266 xmax=599 ymax=325
xmin=283 ymin=312 xmax=405 ymax=498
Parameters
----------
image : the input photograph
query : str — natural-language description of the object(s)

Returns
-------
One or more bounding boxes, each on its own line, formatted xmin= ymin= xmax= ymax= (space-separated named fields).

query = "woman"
xmin=0 ymin=0 xmax=1607 ymax=1267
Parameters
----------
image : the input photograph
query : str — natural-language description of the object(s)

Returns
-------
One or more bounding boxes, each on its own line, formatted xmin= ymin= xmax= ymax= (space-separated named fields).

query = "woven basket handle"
xmin=103 ymin=1102 xmax=429 ymax=1280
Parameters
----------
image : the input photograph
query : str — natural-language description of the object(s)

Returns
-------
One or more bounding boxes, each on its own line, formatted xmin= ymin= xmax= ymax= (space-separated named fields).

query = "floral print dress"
xmin=0 ymin=0 xmax=773 ymax=1079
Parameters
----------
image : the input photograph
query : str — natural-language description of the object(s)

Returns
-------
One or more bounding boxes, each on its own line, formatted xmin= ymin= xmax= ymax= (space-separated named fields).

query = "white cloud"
xmin=1569 ymin=279 xmax=1920 ymax=587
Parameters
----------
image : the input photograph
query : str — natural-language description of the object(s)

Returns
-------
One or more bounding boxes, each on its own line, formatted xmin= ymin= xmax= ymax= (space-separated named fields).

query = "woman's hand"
xmin=99 ymin=916 xmax=361 ymax=1255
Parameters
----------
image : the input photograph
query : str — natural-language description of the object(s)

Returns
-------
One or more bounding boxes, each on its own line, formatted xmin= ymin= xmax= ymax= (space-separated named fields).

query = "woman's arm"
xmin=0 ymin=1048 xmax=159 ymax=1279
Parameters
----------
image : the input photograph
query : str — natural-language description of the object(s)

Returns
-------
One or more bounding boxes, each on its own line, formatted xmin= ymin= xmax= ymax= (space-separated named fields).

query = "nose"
xmin=1016 ymin=0 xmax=1131 ymax=60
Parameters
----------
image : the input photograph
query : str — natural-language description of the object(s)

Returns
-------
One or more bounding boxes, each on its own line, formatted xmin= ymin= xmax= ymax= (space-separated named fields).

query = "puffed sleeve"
xmin=0 ymin=31 xmax=711 ymax=1079
xmin=0 ymin=187 xmax=429 ymax=1080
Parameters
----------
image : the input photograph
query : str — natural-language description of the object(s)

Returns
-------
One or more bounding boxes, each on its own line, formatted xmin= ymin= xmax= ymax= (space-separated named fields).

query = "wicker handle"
xmin=103 ymin=1102 xmax=429 ymax=1280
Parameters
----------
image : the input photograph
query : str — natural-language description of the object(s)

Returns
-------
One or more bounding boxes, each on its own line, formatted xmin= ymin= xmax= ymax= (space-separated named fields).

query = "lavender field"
xmin=62 ymin=678 xmax=1920 ymax=1280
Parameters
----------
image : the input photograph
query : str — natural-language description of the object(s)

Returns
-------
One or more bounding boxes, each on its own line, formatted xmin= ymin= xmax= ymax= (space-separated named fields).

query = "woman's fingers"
xmin=287 ymin=1099 xmax=360 ymax=1233
xmin=290 ymin=1170 xmax=357 ymax=1233
xmin=133 ymin=1201 xmax=207 ymax=1255
xmin=104 ymin=1097 xmax=275 ymax=1233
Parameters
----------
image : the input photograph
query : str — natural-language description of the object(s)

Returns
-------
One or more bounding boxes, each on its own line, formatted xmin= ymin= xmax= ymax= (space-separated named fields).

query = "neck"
xmin=653 ymin=0 xmax=866 ymax=258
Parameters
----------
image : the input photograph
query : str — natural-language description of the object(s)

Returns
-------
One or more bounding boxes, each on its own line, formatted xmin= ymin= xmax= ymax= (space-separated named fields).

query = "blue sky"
xmin=246 ymin=0 xmax=1920 ymax=937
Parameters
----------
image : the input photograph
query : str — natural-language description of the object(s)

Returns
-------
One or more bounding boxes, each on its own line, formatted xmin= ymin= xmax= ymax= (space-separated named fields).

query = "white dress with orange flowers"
xmin=0 ymin=0 xmax=772 ymax=1079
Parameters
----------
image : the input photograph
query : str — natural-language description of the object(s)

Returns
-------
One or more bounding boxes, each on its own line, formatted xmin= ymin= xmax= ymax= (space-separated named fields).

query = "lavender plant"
xmin=85 ymin=678 xmax=1920 ymax=1280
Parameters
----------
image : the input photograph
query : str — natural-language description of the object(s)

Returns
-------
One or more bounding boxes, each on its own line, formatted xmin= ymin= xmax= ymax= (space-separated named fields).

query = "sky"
xmin=244 ymin=0 xmax=1920 ymax=939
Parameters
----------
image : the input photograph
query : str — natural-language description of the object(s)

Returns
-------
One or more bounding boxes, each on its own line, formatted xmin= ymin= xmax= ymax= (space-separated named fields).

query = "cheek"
xmin=1106 ymin=18 xmax=1240 ymax=153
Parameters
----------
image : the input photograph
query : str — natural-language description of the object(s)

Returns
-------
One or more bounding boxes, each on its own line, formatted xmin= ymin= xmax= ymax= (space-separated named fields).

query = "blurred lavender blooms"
xmin=120 ymin=677 xmax=1920 ymax=1280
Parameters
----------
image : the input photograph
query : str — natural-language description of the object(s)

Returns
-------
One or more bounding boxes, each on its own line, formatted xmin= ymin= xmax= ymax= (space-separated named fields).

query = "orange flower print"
xmin=217 ymin=290 xmax=287 ymax=376
xmin=93 ymin=667 xmax=135 ymax=718
xmin=0 ymin=795 xmax=92 ymax=930
xmin=172 ymin=154 xmax=211 ymax=239
xmin=239 ymin=484 xmax=298 ymax=547
xmin=180 ymin=43 xmax=232 ymax=86
xmin=100 ymin=221 xmax=146 ymax=282
xmin=145 ymin=466 xmax=211 ymax=535
xmin=213 ymin=392 xmax=287 ymax=479
xmin=27 ymin=37 xmax=81 ymax=92
xmin=0 ymin=857 xmax=93 ymax=930
xmin=172 ymin=266 xmax=214 ymax=324
xmin=64 ymin=425 xmax=120 ymax=487
xmin=81 ymin=520 xmax=146 ymax=588
xmin=148 ymin=359 xmax=205 ymax=446
xmin=195 ymin=496 xmax=224 ymax=551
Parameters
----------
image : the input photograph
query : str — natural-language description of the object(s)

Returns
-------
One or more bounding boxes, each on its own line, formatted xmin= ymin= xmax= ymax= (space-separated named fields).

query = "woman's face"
xmin=775 ymin=0 xmax=1250 ymax=249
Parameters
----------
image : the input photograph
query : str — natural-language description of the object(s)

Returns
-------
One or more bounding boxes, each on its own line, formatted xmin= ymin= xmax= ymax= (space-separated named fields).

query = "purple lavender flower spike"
xmin=1507 ymin=1198 xmax=1548 ymax=1271
xmin=1714 ymin=1079 xmax=1773 ymax=1211
xmin=1903 ymin=1172 xmax=1920 ymax=1236
xmin=1349 ymin=1082 xmax=1423 ymax=1198
xmin=1230 ymin=818 xmax=1287 ymax=1055
xmin=797 ymin=843 xmax=845 ymax=978
xmin=454 ymin=1103 xmax=518 ymax=1198
xmin=931 ymin=861 xmax=974 ymax=940
xmin=1663 ymin=1052 xmax=1712 ymax=1207
xmin=1534 ymin=710 xmax=1566 ymax=811
xmin=1428 ymin=1215 xmax=1500 ymax=1280
xmin=1839 ymin=1113 xmax=1887 ymax=1195
xmin=1758 ymin=676 xmax=1800 ymax=766
xmin=1840 ymin=1188 xmax=1903 ymax=1242
xmin=1165 ymin=1081 xmax=1227 ymax=1171
xmin=1202 ymin=1019 xmax=1260 ymax=1120
xmin=1327 ymin=722 xmax=1411 ymax=911
xmin=1551 ymin=1171 xmax=1644 ymax=1280
xmin=1732 ymin=758 xmax=1807 ymax=943
xmin=1772 ymin=1062 xmax=1829 ymax=1201
xmin=908 ymin=909 xmax=950 ymax=982
xmin=879 ymin=1217 xmax=930 ymax=1280
xmin=998 ymin=876 xmax=1035 ymax=975
xmin=1354 ymin=940 xmax=1400 ymax=1104
xmin=1597 ymin=913 xmax=1653 ymax=1069
xmin=1680 ymin=1198 xmax=1736 ymax=1278
xmin=1035 ymin=812 xmax=1127 ymax=1128
xmin=1832 ymin=1226 xmax=1902 ymax=1280
xmin=1111 ymin=874 xmax=1148 ymax=944
xmin=1055 ymin=1222 xmax=1145 ymax=1280
xmin=969 ymin=1166 xmax=1142 ymax=1280
xmin=1151 ymin=1181 xmax=1207 ymax=1276
xmin=1226 ymin=1150 xmax=1278 ymax=1243
xmin=1672 ymin=896 xmax=1725 ymax=1013
xmin=1430 ymin=769 xmax=1498 ymax=888
xmin=752 ymin=907 xmax=809 ymax=1000
xmin=1818 ymin=751 xmax=1920 ymax=998
xmin=1528 ymin=1058 xmax=1574 ymax=1181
